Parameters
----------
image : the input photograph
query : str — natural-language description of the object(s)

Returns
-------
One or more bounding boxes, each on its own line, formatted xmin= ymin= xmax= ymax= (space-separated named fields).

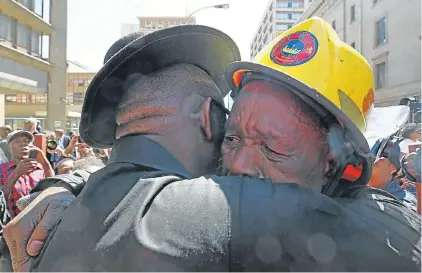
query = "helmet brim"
xmin=225 ymin=61 xmax=370 ymax=153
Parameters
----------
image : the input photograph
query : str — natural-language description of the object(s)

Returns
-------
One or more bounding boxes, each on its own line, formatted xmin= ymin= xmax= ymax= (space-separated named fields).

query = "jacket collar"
xmin=109 ymin=135 xmax=191 ymax=179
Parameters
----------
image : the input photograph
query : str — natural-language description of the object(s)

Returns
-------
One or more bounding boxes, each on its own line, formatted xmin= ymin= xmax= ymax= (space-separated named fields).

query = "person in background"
xmin=0 ymin=126 xmax=12 ymax=164
xmin=36 ymin=121 xmax=42 ymax=134
xmin=67 ymin=131 xmax=75 ymax=140
xmin=54 ymin=158 xmax=75 ymax=175
xmin=369 ymin=138 xmax=417 ymax=211
xmin=0 ymin=131 xmax=53 ymax=221
xmin=399 ymin=123 xmax=421 ymax=154
xmin=23 ymin=118 xmax=39 ymax=135
xmin=401 ymin=149 xmax=422 ymax=214
xmin=62 ymin=135 xmax=94 ymax=159
xmin=54 ymin=129 xmax=71 ymax=150
xmin=93 ymin=148 xmax=109 ymax=165
xmin=45 ymin=132 xmax=60 ymax=169
xmin=0 ymin=127 xmax=11 ymax=141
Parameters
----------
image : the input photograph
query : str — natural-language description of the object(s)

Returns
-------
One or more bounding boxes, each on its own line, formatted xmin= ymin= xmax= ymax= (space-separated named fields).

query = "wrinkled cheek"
xmin=263 ymin=160 xmax=305 ymax=185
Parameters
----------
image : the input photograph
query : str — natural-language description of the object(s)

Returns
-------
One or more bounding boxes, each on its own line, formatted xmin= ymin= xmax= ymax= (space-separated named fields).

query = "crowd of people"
xmin=0 ymin=121 xmax=110 ymax=235
xmin=0 ymin=17 xmax=419 ymax=271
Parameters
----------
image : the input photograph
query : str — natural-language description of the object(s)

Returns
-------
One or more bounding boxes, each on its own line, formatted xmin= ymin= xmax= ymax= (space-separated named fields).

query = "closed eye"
xmin=262 ymin=143 xmax=290 ymax=161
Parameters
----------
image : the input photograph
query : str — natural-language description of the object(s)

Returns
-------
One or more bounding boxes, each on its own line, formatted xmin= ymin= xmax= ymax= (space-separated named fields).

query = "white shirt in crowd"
xmin=399 ymin=138 xmax=421 ymax=154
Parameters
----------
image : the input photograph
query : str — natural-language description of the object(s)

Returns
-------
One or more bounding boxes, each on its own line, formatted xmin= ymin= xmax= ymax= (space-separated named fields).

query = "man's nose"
xmin=229 ymin=146 xmax=261 ymax=178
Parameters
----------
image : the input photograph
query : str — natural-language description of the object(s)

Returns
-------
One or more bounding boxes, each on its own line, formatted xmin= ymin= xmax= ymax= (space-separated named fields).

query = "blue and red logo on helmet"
xmin=270 ymin=31 xmax=318 ymax=66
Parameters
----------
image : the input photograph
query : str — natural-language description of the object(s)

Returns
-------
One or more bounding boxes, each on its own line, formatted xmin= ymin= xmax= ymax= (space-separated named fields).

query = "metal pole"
xmin=184 ymin=6 xmax=214 ymax=23
xmin=184 ymin=4 xmax=229 ymax=24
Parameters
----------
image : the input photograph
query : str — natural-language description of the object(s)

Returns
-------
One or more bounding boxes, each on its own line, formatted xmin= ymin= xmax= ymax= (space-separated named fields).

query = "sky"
xmin=67 ymin=0 xmax=269 ymax=71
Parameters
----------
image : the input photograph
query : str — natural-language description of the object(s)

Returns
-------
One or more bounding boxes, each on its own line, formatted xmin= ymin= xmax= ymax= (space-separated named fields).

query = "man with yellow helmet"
xmin=223 ymin=17 xmax=375 ymax=197
xmin=3 ymin=18 xmax=420 ymax=271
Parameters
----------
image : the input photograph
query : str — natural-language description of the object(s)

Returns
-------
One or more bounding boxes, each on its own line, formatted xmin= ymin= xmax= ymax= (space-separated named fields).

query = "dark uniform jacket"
xmin=31 ymin=135 xmax=420 ymax=272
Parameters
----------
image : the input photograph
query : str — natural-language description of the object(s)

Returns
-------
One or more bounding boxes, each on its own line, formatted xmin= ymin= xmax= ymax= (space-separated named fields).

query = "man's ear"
xmin=199 ymin=97 xmax=213 ymax=141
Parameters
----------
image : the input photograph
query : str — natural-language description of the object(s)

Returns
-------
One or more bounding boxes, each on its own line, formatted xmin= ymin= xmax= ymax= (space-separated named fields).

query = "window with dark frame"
xmin=351 ymin=42 xmax=356 ymax=48
xmin=332 ymin=20 xmax=336 ymax=30
xmin=375 ymin=16 xmax=387 ymax=46
xmin=73 ymin=92 xmax=85 ymax=104
xmin=375 ymin=61 xmax=386 ymax=89
xmin=350 ymin=5 xmax=356 ymax=22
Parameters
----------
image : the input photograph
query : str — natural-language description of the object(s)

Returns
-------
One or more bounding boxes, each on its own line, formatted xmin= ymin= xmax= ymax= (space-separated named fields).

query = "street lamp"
xmin=184 ymin=4 xmax=230 ymax=24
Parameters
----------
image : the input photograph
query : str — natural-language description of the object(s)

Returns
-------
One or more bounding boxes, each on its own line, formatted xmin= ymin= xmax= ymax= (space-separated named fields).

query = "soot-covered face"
xmin=221 ymin=81 xmax=329 ymax=191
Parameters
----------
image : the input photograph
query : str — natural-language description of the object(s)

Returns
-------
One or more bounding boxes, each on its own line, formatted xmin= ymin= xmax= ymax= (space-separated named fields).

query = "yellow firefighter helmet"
xmin=225 ymin=17 xmax=375 ymax=153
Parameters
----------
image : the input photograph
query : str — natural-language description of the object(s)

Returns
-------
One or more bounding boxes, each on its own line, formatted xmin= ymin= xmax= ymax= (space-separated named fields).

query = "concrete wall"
xmin=5 ymin=103 xmax=46 ymax=117
xmin=0 ymin=95 xmax=5 ymax=125
xmin=361 ymin=0 xmax=421 ymax=105
xmin=46 ymin=0 xmax=67 ymax=131
xmin=0 ymin=56 xmax=48 ymax=91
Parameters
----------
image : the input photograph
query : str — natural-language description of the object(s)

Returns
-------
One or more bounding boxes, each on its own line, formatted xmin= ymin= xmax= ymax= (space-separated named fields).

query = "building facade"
xmin=0 ymin=0 xmax=67 ymax=130
xmin=5 ymin=60 xmax=93 ymax=132
xmin=250 ymin=0 xmax=313 ymax=59
xmin=121 ymin=16 xmax=196 ymax=38
xmin=297 ymin=0 xmax=421 ymax=106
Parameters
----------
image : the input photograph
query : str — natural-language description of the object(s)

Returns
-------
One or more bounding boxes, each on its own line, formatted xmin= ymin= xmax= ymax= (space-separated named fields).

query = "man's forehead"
xmin=231 ymin=81 xmax=298 ymax=112
xmin=11 ymin=135 xmax=31 ymax=143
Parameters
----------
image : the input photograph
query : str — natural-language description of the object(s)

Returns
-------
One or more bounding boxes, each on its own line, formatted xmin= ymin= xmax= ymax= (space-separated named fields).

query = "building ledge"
xmin=0 ymin=42 xmax=52 ymax=72
xmin=0 ymin=71 xmax=46 ymax=94
xmin=0 ymin=0 xmax=53 ymax=35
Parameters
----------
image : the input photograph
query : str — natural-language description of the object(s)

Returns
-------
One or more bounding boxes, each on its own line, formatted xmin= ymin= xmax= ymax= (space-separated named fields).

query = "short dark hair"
xmin=73 ymin=156 xmax=105 ymax=171
xmin=400 ymin=123 xmax=421 ymax=139
xmin=115 ymin=64 xmax=226 ymax=138
xmin=55 ymin=158 xmax=75 ymax=174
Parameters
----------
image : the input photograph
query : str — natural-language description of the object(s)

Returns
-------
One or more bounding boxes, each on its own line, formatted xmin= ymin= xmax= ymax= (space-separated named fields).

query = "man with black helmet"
xmin=4 ymin=20 xmax=420 ymax=272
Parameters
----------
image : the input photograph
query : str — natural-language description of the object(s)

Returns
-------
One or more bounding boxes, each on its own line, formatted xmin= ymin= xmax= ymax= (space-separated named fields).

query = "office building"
xmin=121 ymin=16 xmax=196 ymax=37
xmin=250 ymin=0 xmax=313 ymax=59
xmin=0 ymin=0 xmax=67 ymax=130
xmin=297 ymin=0 xmax=421 ymax=106
xmin=4 ymin=60 xmax=93 ymax=132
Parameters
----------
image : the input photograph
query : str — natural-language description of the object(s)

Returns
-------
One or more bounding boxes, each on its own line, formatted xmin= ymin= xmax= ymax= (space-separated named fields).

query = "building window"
xmin=276 ymin=1 xmax=300 ymax=8
xmin=30 ymin=30 xmax=40 ymax=56
xmin=16 ymin=94 xmax=27 ymax=103
xmin=276 ymin=24 xmax=288 ymax=31
xmin=68 ymin=79 xmax=91 ymax=87
xmin=34 ymin=0 xmax=44 ymax=17
xmin=17 ymin=0 xmax=34 ymax=10
xmin=5 ymin=95 xmax=16 ymax=103
xmin=375 ymin=17 xmax=387 ymax=46
xmin=7 ymin=18 xmax=17 ymax=47
xmin=287 ymin=24 xmax=293 ymax=29
xmin=375 ymin=62 xmax=386 ymax=89
xmin=332 ymin=20 xmax=336 ymax=30
xmin=0 ymin=12 xmax=11 ymax=41
xmin=5 ymin=94 xmax=47 ymax=104
xmin=277 ymin=12 xmax=288 ymax=19
xmin=277 ymin=1 xmax=289 ymax=8
xmin=17 ymin=23 xmax=29 ymax=48
xmin=373 ymin=0 xmax=380 ymax=4
xmin=350 ymin=5 xmax=356 ymax=22
xmin=350 ymin=42 xmax=356 ymax=48
xmin=292 ymin=13 xmax=301 ymax=19
xmin=73 ymin=92 xmax=84 ymax=104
